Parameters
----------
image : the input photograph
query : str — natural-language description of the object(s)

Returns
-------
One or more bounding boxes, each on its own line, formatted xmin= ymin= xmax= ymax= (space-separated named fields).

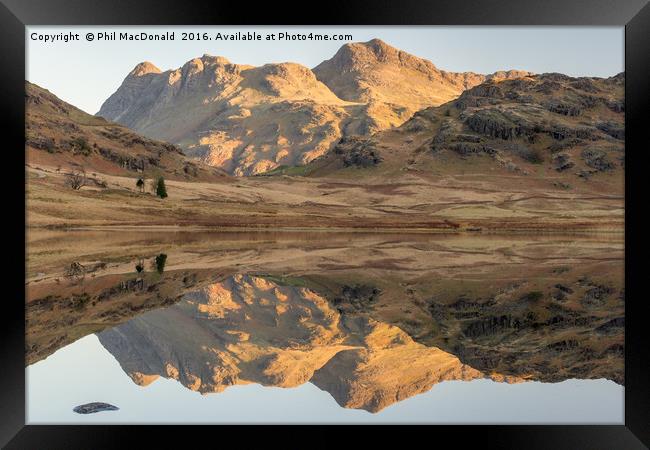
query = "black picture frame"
xmin=2 ymin=0 xmax=648 ymax=447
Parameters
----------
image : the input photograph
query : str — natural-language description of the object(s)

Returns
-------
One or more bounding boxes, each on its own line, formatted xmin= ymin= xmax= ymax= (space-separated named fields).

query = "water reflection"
xmin=98 ymin=274 xmax=494 ymax=412
xmin=25 ymin=231 xmax=624 ymax=417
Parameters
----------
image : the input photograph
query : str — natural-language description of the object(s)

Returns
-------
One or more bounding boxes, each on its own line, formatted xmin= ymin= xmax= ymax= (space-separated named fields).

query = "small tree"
xmin=155 ymin=176 xmax=168 ymax=199
xmin=65 ymin=168 xmax=86 ymax=190
xmin=154 ymin=253 xmax=167 ymax=274
xmin=136 ymin=178 xmax=145 ymax=193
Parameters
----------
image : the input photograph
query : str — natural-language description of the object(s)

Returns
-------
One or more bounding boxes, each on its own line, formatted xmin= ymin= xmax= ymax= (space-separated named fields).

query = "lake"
xmin=25 ymin=230 xmax=625 ymax=424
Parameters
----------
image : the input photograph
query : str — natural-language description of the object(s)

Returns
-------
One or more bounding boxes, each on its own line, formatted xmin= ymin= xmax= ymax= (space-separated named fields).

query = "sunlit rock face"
xmin=98 ymin=275 xmax=351 ymax=393
xmin=97 ymin=275 xmax=494 ymax=412
xmin=97 ymin=56 xmax=358 ymax=176
xmin=309 ymin=322 xmax=491 ymax=412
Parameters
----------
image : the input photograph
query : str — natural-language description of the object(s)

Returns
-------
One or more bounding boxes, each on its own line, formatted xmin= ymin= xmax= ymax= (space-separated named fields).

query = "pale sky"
xmin=27 ymin=334 xmax=623 ymax=424
xmin=26 ymin=26 xmax=624 ymax=115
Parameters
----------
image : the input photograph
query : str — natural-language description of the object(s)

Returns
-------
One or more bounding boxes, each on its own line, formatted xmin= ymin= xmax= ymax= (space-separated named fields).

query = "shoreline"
xmin=27 ymin=223 xmax=625 ymax=235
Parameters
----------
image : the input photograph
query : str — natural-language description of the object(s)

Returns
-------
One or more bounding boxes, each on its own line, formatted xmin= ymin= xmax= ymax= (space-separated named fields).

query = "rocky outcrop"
xmin=553 ymin=153 xmax=575 ymax=172
xmin=581 ymin=148 xmax=615 ymax=172
xmin=331 ymin=137 xmax=383 ymax=168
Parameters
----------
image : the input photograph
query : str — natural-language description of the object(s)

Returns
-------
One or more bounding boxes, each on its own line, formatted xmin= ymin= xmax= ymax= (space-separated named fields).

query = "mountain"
xmin=313 ymin=38 xmax=530 ymax=130
xmin=311 ymin=71 xmax=624 ymax=189
xmin=98 ymin=56 xmax=360 ymax=176
xmin=97 ymin=40 xmax=529 ymax=176
xmin=26 ymin=82 xmax=227 ymax=182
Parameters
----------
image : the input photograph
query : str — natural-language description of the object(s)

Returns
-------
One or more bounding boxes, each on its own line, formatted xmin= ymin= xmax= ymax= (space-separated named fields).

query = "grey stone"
xmin=73 ymin=402 xmax=119 ymax=414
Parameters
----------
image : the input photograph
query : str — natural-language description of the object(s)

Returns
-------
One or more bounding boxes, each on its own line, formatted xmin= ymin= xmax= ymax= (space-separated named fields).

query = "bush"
xmin=71 ymin=137 xmax=92 ymax=156
xmin=64 ymin=168 xmax=87 ymax=190
xmin=522 ymin=291 xmax=544 ymax=302
xmin=508 ymin=143 xmax=544 ymax=164
xmin=524 ymin=148 xmax=545 ymax=164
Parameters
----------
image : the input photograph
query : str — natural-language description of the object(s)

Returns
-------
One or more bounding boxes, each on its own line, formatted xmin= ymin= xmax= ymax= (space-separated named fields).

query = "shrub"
xmin=522 ymin=291 xmax=544 ymax=302
xmin=64 ymin=168 xmax=87 ymax=190
xmin=524 ymin=148 xmax=545 ymax=164
xmin=71 ymin=137 xmax=92 ymax=156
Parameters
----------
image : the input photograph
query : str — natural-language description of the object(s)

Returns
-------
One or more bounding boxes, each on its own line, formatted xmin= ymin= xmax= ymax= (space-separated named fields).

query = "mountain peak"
xmin=128 ymin=61 xmax=161 ymax=77
xmin=361 ymin=38 xmax=392 ymax=53
xmin=199 ymin=54 xmax=231 ymax=65
xmin=314 ymin=38 xmax=440 ymax=83
xmin=333 ymin=38 xmax=404 ymax=66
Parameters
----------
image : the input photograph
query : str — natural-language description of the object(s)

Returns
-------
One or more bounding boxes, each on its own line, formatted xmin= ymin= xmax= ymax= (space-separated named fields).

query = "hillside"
xmin=309 ymin=72 xmax=624 ymax=192
xmin=26 ymin=81 xmax=227 ymax=182
xmin=97 ymin=40 xmax=529 ymax=176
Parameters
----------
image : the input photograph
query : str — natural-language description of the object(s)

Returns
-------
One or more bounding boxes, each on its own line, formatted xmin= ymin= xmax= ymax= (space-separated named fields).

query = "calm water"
xmin=26 ymin=231 xmax=625 ymax=424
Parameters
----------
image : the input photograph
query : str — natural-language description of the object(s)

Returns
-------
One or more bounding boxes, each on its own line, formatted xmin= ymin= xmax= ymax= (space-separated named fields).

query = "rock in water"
xmin=73 ymin=402 xmax=119 ymax=414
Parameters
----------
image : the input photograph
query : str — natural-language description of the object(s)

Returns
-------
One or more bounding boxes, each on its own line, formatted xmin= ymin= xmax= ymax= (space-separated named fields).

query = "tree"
xmin=136 ymin=178 xmax=145 ymax=193
xmin=65 ymin=168 xmax=86 ymax=190
xmin=154 ymin=253 xmax=167 ymax=274
xmin=155 ymin=176 xmax=168 ymax=199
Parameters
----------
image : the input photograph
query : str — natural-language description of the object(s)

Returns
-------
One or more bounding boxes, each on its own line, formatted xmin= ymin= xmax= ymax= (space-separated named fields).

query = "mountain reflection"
xmin=26 ymin=232 xmax=624 ymax=413
xmin=98 ymin=274 xmax=497 ymax=412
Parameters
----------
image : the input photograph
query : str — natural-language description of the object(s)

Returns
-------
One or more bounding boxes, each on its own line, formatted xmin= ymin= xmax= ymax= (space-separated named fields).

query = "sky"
xmin=26 ymin=26 xmax=624 ymax=115
xmin=27 ymin=334 xmax=624 ymax=424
